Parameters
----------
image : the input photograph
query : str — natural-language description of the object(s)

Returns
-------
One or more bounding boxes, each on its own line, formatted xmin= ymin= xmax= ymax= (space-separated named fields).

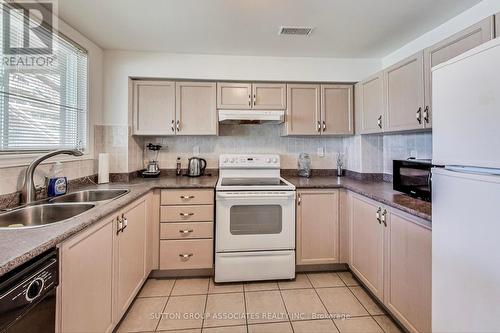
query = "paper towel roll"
xmin=98 ymin=153 xmax=109 ymax=184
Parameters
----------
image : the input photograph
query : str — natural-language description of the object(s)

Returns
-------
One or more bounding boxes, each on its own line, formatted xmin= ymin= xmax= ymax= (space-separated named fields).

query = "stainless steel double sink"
xmin=0 ymin=189 xmax=129 ymax=229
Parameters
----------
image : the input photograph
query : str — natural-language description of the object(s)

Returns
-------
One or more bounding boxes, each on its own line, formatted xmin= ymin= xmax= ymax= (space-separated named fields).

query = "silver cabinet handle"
xmin=377 ymin=115 xmax=382 ymax=129
xmin=381 ymin=209 xmax=387 ymax=227
xmin=179 ymin=253 xmax=193 ymax=259
xmin=423 ymin=106 xmax=429 ymax=124
xmin=116 ymin=216 xmax=123 ymax=235
xmin=317 ymin=121 xmax=321 ymax=132
xmin=253 ymin=94 xmax=256 ymax=107
xmin=416 ymin=107 xmax=422 ymax=124
xmin=179 ymin=229 xmax=194 ymax=234
xmin=179 ymin=212 xmax=194 ymax=217
xmin=171 ymin=120 xmax=175 ymax=132
xmin=248 ymin=94 xmax=251 ymax=107
xmin=297 ymin=194 xmax=301 ymax=206
xmin=176 ymin=120 xmax=180 ymax=132
xmin=322 ymin=121 xmax=326 ymax=131
xmin=376 ymin=207 xmax=382 ymax=224
xmin=121 ymin=213 xmax=128 ymax=232
xmin=180 ymin=195 xmax=195 ymax=199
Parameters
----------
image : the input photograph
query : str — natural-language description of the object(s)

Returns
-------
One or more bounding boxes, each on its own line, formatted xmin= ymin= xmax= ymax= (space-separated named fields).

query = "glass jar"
xmin=298 ymin=153 xmax=311 ymax=178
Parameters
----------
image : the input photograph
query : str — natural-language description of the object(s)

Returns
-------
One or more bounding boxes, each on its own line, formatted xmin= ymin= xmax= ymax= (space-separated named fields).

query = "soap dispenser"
xmin=47 ymin=162 xmax=67 ymax=197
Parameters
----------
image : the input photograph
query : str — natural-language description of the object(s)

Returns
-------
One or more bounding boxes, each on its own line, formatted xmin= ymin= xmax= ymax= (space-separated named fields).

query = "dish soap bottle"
xmin=47 ymin=162 xmax=67 ymax=197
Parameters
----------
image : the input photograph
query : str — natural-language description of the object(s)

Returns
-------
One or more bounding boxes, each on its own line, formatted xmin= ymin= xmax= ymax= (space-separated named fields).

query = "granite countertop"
xmin=284 ymin=176 xmax=432 ymax=222
xmin=0 ymin=173 xmax=430 ymax=278
xmin=0 ymin=175 xmax=218 ymax=277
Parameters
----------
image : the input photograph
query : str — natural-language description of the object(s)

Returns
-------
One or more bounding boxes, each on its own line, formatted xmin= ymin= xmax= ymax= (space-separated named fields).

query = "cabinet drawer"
xmin=161 ymin=189 xmax=213 ymax=205
xmin=160 ymin=222 xmax=213 ymax=240
xmin=161 ymin=205 xmax=213 ymax=222
xmin=160 ymin=239 xmax=213 ymax=270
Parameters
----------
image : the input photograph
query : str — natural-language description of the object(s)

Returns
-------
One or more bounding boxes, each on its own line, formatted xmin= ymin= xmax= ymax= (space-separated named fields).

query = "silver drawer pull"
xmin=179 ymin=212 xmax=194 ymax=217
xmin=179 ymin=253 xmax=194 ymax=259
xmin=179 ymin=229 xmax=194 ymax=234
xmin=180 ymin=195 xmax=195 ymax=199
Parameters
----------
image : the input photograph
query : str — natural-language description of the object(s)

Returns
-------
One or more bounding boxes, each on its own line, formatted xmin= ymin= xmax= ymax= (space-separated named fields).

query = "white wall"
xmin=383 ymin=0 xmax=500 ymax=67
xmin=102 ymin=51 xmax=381 ymax=125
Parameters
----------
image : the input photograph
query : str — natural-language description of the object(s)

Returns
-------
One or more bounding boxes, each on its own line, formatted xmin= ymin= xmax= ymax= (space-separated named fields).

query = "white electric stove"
xmin=215 ymin=154 xmax=296 ymax=283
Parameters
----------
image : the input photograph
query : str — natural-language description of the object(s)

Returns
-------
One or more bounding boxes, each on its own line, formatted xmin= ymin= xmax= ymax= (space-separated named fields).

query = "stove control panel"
xmin=219 ymin=154 xmax=280 ymax=169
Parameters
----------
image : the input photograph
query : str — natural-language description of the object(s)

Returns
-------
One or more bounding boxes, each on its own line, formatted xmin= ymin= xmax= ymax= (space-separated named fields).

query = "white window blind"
xmin=0 ymin=4 xmax=88 ymax=153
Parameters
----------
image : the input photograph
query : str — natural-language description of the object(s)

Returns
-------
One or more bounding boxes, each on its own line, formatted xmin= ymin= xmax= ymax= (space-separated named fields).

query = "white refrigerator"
xmin=432 ymin=37 xmax=500 ymax=332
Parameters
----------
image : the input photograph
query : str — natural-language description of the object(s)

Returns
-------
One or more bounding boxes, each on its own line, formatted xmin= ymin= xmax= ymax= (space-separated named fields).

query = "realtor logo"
xmin=1 ymin=0 xmax=57 ymax=68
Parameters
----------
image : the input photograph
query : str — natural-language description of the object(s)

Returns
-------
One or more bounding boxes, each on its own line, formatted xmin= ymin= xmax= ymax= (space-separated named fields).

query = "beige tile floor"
xmin=117 ymin=271 xmax=403 ymax=333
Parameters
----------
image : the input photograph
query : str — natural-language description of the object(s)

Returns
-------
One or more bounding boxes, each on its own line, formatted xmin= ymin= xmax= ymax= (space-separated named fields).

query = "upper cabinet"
xmin=133 ymin=80 xmax=176 ymax=135
xmin=176 ymin=82 xmax=217 ymax=135
xmin=133 ymin=80 xmax=217 ymax=136
xmin=496 ymin=13 xmax=499 ymax=37
xmin=321 ymin=84 xmax=354 ymax=135
xmin=423 ymin=17 xmax=494 ymax=128
xmin=284 ymin=83 xmax=353 ymax=136
xmin=217 ymin=82 xmax=286 ymax=110
xmin=359 ymin=72 xmax=385 ymax=134
xmin=384 ymin=51 xmax=425 ymax=132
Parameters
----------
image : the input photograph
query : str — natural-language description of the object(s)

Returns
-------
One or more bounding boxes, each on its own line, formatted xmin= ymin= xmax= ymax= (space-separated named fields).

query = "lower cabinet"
xmin=57 ymin=195 xmax=152 ymax=333
xmin=349 ymin=192 xmax=431 ymax=333
xmin=296 ymin=189 xmax=339 ymax=265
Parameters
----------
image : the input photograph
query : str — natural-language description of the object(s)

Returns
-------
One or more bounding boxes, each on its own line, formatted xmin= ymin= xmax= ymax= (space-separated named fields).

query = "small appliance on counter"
xmin=141 ymin=143 xmax=162 ymax=178
xmin=186 ymin=156 xmax=207 ymax=177
xmin=393 ymin=158 xmax=433 ymax=202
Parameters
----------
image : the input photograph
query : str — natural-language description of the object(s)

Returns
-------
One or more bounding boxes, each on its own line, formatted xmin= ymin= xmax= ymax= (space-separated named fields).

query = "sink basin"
xmin=50 ymin=189 xmax=129 ymax=203
xmin=0 ymin=203 xmax=95 ymax=229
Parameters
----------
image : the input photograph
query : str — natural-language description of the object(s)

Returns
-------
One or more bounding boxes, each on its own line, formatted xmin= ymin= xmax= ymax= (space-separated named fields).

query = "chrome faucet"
xmin=21 ymin=149 xmax=83 ymax=204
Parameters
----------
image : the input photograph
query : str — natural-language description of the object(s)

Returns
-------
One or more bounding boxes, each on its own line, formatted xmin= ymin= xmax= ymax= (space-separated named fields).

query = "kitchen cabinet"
xmin=496 ymin=13 xmax=500 ymax=37
xmin=58 ymin=218 xmax=114 ymax=333
xmin=384 ymin=51 xmax=425 ymax=132
xmin=217 ymin=82 xmax=286 ymax=110
xmin=284 ymin=84 xmax=321 ymax=135
xmin=321 ymin=84 xmax=354 ymax=135
xmin=175 ymin=82 xmax=217 ymax=135
xmin=296 ymin=190 xmax=340 ymax=265
xmin=133 ymin=80 xmax=176 ymax=135
xmin=423 ymin=16 xmax=494 ymax=129
xmin=113 ymin=198 xmax=147 ymax=322
xmin=359 ymin=72 xmax=385 ymax=134
xmin=385 ymin=210 xmax=431 ymax=333
xmin=159 ymin=189 xmax=214 ymax=271
xmin=350 ymin=194 xmax=385 ymax=300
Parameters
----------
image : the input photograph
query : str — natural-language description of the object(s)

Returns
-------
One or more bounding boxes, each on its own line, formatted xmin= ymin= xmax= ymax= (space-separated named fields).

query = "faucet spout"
xmin=21 ymin=149 xmax=83 ymax=204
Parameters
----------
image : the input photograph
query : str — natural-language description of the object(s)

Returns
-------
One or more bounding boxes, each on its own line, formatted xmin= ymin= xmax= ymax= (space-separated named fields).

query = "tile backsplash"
xmin=383 ymin=132 xmax=432 ymax=174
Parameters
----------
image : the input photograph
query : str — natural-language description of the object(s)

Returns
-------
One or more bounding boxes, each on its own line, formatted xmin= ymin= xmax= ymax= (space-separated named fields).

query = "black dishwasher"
xmin=0 ymin=249 xmax=58 ymax=333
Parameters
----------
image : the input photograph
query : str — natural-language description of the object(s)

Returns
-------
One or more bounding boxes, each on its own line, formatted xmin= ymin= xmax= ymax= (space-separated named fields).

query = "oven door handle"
xmin=216 ymin=192 xmax=296 ymax=199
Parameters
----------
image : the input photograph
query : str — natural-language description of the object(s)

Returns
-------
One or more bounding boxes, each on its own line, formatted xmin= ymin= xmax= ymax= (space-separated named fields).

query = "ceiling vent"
xmin=278 ymin=26 xmax=313 ymax=36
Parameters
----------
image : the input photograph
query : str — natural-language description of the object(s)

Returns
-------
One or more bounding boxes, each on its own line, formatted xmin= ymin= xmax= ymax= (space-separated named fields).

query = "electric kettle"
xmin=187 ymin=157 xmax=207 ymax=177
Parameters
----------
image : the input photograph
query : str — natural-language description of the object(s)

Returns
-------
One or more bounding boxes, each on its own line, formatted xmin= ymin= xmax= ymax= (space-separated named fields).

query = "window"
xmin=0 ymin=4 xmax=88 ymax=153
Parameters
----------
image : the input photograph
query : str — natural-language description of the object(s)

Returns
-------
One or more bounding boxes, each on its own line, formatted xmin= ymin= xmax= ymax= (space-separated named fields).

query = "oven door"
xmin=216 ymin=191 xmax=295 ymax=252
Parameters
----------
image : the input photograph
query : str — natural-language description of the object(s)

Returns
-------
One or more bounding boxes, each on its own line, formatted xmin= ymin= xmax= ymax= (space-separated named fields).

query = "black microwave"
xmin=393 ymin=159 xmax=433 ymax=202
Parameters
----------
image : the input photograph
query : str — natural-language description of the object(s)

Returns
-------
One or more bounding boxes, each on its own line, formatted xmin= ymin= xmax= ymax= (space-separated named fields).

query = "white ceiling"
xmin=58 ymin=0 xmax=482 ymax=58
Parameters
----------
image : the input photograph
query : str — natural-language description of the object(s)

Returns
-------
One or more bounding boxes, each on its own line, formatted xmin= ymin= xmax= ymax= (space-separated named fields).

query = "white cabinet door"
xmin=285 ymin=84 xmax=321 ymax=135
xmin=360 ymin=72 xmax=385 ymax=134
xmin=133 ymin=80 xmax=175 ymax=135
xmin=217 ymin=82 xmax=252 ymax=109
xmin=252 ymin=83 xmax=286 ymax=110
xmin=384 ymin=51 xmax=425 ymax=132
xmin=321 ymin=84 xmax=354 ymax=135
xmin=176 ymin=82 xmax=217 ymax=135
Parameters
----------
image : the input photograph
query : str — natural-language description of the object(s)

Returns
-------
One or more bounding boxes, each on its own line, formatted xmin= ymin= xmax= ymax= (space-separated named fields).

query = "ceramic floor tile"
xmin=208 ymin=278 xmax=244 ymax=294
xmin=316 ymin=287 xmax=369 ymax=318
xmin=244 ymin=281 xmax=279 ymax=292
xmin=280 ymin=289 xmax=328 ymax=321
xmin=338 ymin=271 xmax=360 ymax=286
xmin=158 ymin=330 xmax=201 ymax=333
xmin=373 ymin=315 xmax=403 ymax=333
xmin=157 ymin=295 xmax=207 ymax=331
xmin=307 ymin=272 xmax=345 ymax=288
xmin=278 ymin=274 xmax=312 ymax=290
xmin=202 ymin=325 xmax=247 ymax=333
xmin=292 ymin=319 xmax=340 ymax=333
xmin=203 ymin=293 xmax=246 ymax=328
xmin=245 ymin=290 xmax=288 ymax=324
xmin=116 ymin=297 xmax=167 ymax=332
xmin=171 ymin=278 xmax=210 ymax=296
xmin=334 ymin=317 xmax=384 ymax=333
xmin=248 ymin=322 xmax=293 ymax=333
xmin=349 ymin=286 xmax=385 ymax=315
xmin=138 ymin=278 xmax=175 ymax=298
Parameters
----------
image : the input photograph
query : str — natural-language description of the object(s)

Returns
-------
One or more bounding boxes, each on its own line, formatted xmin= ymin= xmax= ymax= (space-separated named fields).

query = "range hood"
xmin=218 ymin=110 xmax=284 ymax=125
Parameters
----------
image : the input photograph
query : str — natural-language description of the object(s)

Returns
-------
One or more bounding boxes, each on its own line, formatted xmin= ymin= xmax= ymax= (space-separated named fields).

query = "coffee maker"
xmin=141 ymin=143 xmax=162 ymax=177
